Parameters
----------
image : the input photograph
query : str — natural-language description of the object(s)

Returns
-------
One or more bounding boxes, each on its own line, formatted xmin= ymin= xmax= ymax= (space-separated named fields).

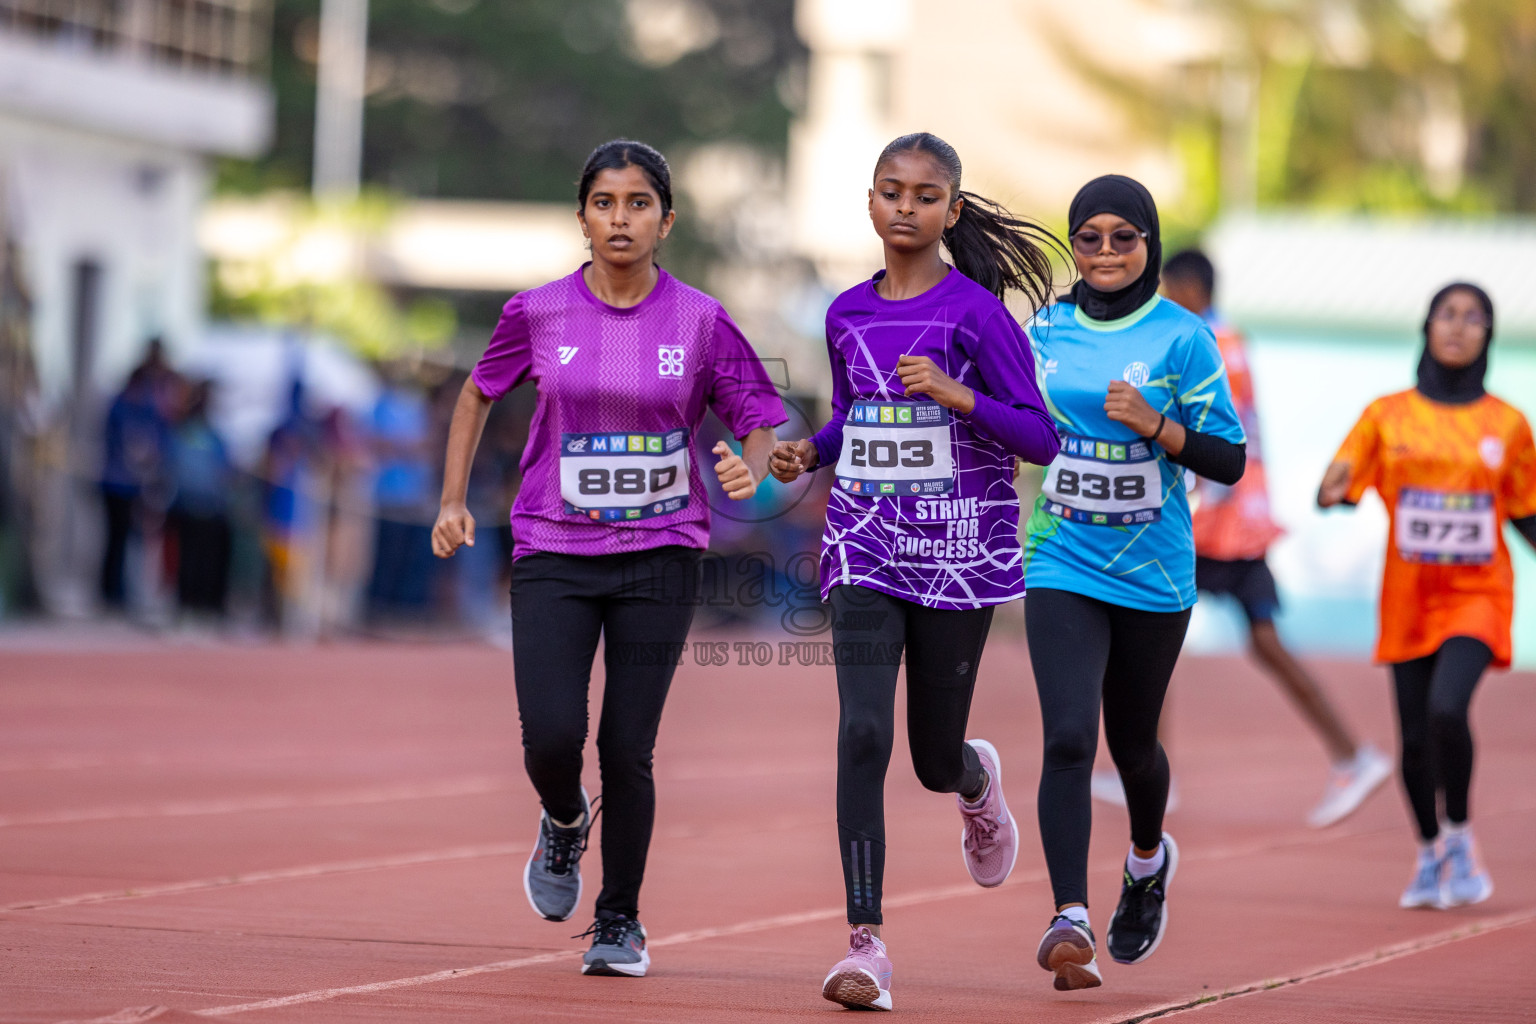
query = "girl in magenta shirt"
xmin=434 ymin=140 xmax=785 ymax=977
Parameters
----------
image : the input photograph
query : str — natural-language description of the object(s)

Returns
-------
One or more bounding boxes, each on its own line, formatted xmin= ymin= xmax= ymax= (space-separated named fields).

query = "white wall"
xmin=1 ymin=113 xmax=208 ymax=402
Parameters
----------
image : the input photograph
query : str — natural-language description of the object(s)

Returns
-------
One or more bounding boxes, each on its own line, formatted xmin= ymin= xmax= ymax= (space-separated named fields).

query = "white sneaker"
xmin=1308 ymin=745 xmax=1392 ymax=828
xmin=1089 ymin=770 xmax=1126 ymax=807
xmin=1090 ymin=770 xmax=1179 ymax=812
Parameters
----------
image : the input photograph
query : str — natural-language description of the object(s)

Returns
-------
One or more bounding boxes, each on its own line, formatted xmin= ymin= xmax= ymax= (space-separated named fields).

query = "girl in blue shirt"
xmin=1023 ymin=176 xmax=1245 ymax=990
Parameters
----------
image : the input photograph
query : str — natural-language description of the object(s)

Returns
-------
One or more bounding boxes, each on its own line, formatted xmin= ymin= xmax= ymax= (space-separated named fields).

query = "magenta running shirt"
xmin=809 ymin=268 xmax=1060 ymax=608
xmin=472 ymin=266 xmax=786 ymax=559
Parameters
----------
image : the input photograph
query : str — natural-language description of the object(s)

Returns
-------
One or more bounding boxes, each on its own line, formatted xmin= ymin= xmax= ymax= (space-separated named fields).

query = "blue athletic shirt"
xmin=1023 ymin=295 xmax=1245 ymax=612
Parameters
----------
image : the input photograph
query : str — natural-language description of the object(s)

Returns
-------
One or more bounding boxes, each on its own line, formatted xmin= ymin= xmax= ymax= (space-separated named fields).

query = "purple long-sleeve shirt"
xmin=810 ymin=268 xmax=1059 ymax=608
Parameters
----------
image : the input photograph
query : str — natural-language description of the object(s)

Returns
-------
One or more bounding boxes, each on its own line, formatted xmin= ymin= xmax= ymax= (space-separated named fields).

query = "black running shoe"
xmin=1107 ymin=831 xmax=1179 ymax=965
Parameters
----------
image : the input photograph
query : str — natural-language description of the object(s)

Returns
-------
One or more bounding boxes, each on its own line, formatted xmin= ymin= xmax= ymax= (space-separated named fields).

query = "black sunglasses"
xmin=1070 ymin=228 xmax=1148 ymax=256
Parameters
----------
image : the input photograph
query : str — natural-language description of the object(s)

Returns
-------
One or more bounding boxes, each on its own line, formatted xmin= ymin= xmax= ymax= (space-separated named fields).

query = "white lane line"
xmin=58 ymin=1007 xmax=172 ymax=1024
xmin=1 ymin=842 xmax=524 ymax=914
xmin=0 ymin=777 xmax=514 ymax=829
xmin=51 ymin=806 xmax=1536 ymax=1020
xmin=0 ymin=744 xmax=506 ymax=774
xmin=38 ymin=823 xmax=1432 ymax=1020
xmin=1096 ymin=906 xmax=1536 ymax=1024
xmin=178 ymin=872 xmax=1042 ymax=1017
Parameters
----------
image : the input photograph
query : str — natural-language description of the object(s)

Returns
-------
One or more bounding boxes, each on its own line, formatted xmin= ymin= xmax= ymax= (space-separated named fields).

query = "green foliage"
xmin=213 ymin=0 xmax=804 ymax=338
xmin=208 ymin=194 xmax=458 ymax=358
xmin=221 ymin=0 xmax=804 ymax=203
xmin=1055 ymin=0 xmax=1536 ymax=230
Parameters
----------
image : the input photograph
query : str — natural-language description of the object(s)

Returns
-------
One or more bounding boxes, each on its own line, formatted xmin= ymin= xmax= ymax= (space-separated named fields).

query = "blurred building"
xmin=0 ymin=0 xmax=273 ymax=403
xmin=200 ymin=196 xmax=587 ymax=297
xmin=789 ymin=0 xmax=1212 ymax=290
xmin=0 ymin=0 xmax=273 ymax=615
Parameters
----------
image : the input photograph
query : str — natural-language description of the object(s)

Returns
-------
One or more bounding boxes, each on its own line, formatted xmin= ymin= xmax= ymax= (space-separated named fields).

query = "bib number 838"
xmin=578 ymin=466 xmax=679 ymax=496
xmin=848 ymin=438 xmax=934 ymax=468
xmin=1053 ymin=469 xmax=1145 ymax=502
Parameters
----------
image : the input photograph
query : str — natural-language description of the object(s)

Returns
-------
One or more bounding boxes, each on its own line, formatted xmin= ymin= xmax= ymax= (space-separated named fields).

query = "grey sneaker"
xmin=1399 ymin=847 xmax=1444 ymax=909
xmin=523 ymin=787 xmax=592 ymax=922
xmin=1440 ymin=829 xmax=1493 ymax=907
xmin=578 ymin=915 xmax=649 ymax=977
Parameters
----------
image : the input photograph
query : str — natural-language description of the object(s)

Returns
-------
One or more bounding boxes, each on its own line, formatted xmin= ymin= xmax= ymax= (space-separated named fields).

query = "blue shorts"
xmin=1195 ymin=556 xmax=1280 ymax=625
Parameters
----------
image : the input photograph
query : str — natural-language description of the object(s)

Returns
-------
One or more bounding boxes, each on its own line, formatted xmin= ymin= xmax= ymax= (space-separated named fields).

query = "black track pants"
xmin=509 ymin=545 xmax=701 ymax=920
xmin=1025 ymin=587 xmax=1191 ymax=909
xmin=1391 ymin=636 xmax=1492 ymax=842
xmin=832 ymin=585 xmax=993 ymax=925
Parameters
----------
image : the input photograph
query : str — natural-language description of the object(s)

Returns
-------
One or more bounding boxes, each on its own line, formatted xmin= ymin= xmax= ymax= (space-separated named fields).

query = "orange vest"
xmin=1336 ymin=390 xmax=1536 ymax=668
xmin=1190 ymin=323 xmax=1283 ymax=561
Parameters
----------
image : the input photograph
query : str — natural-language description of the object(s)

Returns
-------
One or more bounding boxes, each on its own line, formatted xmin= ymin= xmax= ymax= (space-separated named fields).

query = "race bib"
xmin=560 ymin=429 xmax=690 ymax=522
xmin=1394 ymin=489 xmax=1496 ymax=564
xmin=835 ymin=400 xmax=954 ymax=496
xmin=1042 ymin=434 xmax=1163 ymax=526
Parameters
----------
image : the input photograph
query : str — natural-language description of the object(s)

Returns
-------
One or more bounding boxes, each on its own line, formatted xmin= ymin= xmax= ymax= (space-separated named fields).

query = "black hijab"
xmin=1417 ymin=282 xmax=1493 ymax=405
xmin=1066 ymin=175 xmax=1162 ymax=322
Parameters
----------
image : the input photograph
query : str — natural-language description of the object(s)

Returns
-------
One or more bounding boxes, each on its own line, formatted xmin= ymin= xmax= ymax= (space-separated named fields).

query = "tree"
xmin=1053 ymin=0 xmax=1536 ymax=230
xmin=222 ymin=0 xmax=805 ymax=203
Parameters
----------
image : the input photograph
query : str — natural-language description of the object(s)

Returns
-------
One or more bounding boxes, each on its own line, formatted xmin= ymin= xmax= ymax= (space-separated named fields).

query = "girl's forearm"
xmin=740 ymin=425 xmax=777 ymax=484
xmin=440 ymin=377 xmax=494 ymax=507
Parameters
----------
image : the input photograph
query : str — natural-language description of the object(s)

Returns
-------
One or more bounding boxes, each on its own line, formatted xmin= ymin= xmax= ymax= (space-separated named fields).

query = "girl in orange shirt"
xmin=1319 ymin=282 xmax=1536 ymax=910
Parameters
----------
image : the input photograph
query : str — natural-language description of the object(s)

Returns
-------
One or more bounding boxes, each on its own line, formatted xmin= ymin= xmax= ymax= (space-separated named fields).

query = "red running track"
xmin=1 ymin=619 xmax=1532 ymax=1022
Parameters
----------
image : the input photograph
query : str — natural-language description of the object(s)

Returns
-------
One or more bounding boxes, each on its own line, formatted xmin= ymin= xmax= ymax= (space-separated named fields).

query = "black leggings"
xmin=1391 ymin=636 xmax=1492 ymax=842
xmin=832 ymin=585 xmax=993 ymax=925
xmin=509 ymin=545 xmax=701 ymax=920
xmin=1025 ymin=587 xmax=1191 ymax=909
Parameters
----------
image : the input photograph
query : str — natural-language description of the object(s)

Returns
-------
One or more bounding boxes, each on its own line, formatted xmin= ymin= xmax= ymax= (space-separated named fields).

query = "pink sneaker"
xmin=822 ymin=926 xmax=893 ymax=1011
xmin=958 ymin=738 xmax=1018 ymax=887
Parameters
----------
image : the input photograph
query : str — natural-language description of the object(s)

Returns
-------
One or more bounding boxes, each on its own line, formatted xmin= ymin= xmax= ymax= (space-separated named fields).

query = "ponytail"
xmin=943 ymin=190 xmax=1060 ymax=308
xmin=875 ymin=132 xmax=1064 ymax=307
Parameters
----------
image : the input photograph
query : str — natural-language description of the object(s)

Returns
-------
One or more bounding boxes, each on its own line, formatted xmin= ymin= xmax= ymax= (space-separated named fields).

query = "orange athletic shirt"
xmin=1335 ymin=389 xmax=1536 ymax=668
xmin=1190 ymin=322 xmax=1284 ymax=560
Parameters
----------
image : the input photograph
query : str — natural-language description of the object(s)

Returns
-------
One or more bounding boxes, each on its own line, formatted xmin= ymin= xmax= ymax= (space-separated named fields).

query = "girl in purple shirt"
xmin=770 ymin=132 xmax=1061 ymax=1011
xmin=433 ymin=140 xmax=785 ymax=977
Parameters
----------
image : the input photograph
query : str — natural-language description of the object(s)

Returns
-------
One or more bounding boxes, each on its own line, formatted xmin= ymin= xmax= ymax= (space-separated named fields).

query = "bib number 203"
xmin=1053 ymin=469 xmax=1145 ymax=502
xmin=848 ymin=438 xmax=934 ymax=469
xmin=578 ymin=466 xmax=679 ymax=496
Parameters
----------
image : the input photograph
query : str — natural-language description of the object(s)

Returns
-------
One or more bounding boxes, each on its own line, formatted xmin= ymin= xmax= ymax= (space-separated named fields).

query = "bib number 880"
xmin=578 ymin=466 xmax=679 ymax=496
xmin=849 ymin=438 xmax=934 ymax=468
xmin=1054 ymin=469 xmax=1145 ymax=502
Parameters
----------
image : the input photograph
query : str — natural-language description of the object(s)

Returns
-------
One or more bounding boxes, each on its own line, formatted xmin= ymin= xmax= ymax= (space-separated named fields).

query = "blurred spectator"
xmin=366 ymin=362 xmax=435 ymax=623
xmin=98 ymin=343 xmax=176 ymax=612
xmin=260 ymin=379 xmax=323 ymax=631
xmin=316 ymin=405 xmax=374 ymax=636
xmin=166 ymin=380 xmax=235 ymax=618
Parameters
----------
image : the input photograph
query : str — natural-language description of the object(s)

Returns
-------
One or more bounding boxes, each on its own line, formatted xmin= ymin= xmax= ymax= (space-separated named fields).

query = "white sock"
xmin=1127 ymin=844 xmax=1166 ymax=880
xmin=1060 ymin=906 xmax=1090 ymax=929
xmin=1417 ymin=839 xmax=1439 ymax=863
xmin=1442 ymin=820 xmax=1469 ymax=839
